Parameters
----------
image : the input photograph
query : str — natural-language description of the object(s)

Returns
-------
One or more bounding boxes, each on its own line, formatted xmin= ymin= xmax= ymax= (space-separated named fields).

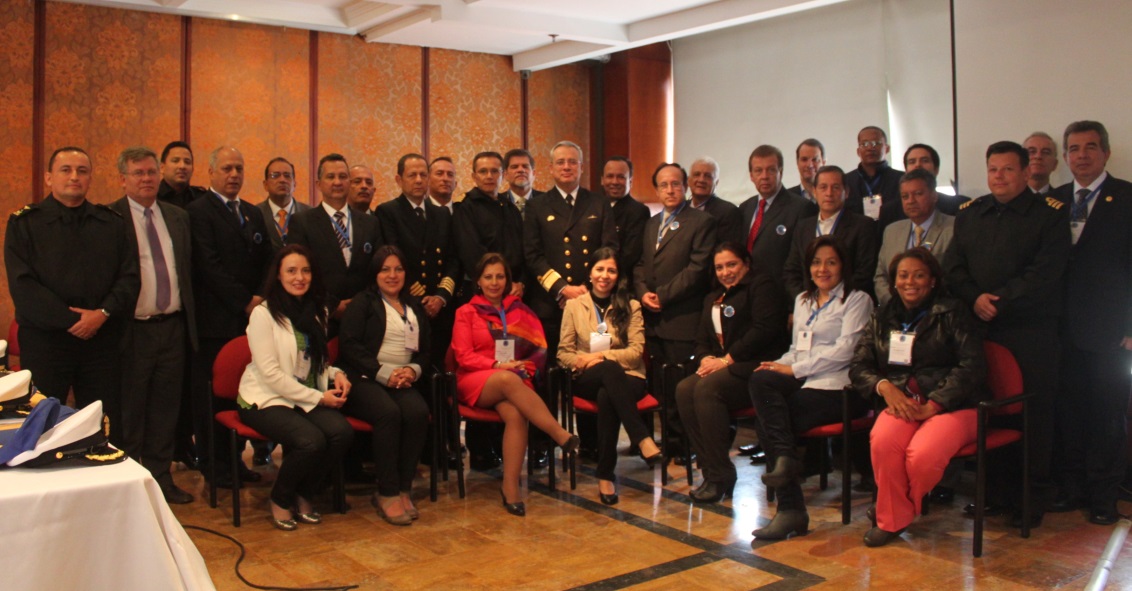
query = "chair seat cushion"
xmin=731 ymin=407 xmax=757 ymax=419
xmin=214 ymin=410 xmax=268 ymax=440
xmin=459 ymin=404 xmax=503 ymax=423
xmin=346 ymin=416 xmax=373 ymax=432
xmin=799 ymin=414 xmax=876 ymax=438
xmin=573 ymin=393 xmax=660 ymax=415
xmin=954 ymin=429 xmax=1021 ymax=457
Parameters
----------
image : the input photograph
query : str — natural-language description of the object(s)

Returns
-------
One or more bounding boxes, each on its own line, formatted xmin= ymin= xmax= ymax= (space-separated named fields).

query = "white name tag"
xmin=589 ymin=332 xmax=612 ymax=353
xmin=863 ymin=195 xmax=882 ymax=220
xmin=888 ymin=331 xmax=914 ymax=366
xmin=1070 ymin=220 xmax=1085 ymax=245
xmin=294 ymin=350 xmax=312 ymax=382
xmin=796 ymin=330 xmax=813 ymax=352
xmin=495 ymin=338 xmax=515 ymax=363
xmin=404 ymin=319 xmax=419 ymax=352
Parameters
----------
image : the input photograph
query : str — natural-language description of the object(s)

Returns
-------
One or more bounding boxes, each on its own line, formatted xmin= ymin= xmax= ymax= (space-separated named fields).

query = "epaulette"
xmin=9 ymin=205 xmax=32 ymax=218
xmin=959 ymin=200 xmax=975 ymax=210
xmin=96 ymin=203 xmax=124 ymax=218
xmin=1045 ymin=196 xmax=1064 ymax=210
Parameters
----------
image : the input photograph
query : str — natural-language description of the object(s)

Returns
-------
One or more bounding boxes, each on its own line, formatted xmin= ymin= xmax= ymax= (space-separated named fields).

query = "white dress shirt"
xmin=775 ymin=284 xmax=873 ymax=390
xmin=127 ymin=199 xmax=182 ymax=318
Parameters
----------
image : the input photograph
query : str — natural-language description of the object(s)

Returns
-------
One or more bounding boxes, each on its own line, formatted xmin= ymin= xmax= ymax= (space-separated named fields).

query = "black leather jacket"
xmin=850 ymin=295 xmax=986 ymax=411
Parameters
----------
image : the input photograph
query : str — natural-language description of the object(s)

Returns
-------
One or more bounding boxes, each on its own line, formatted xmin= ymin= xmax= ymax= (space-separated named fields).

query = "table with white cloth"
xmin=0 ymin=458 xmax=214 ymax=591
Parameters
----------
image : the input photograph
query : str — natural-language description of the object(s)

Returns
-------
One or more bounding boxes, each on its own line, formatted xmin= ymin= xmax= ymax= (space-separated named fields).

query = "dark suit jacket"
xmin=337 ymin=288 xmax=432 ymax=381
xmin=787 ymin=184 xmax=818 ymax=206
xmin=523 ymin=186 xmax=617 ymax=318
xmin=1055 ymin=175 xmax=1132 ymax=350
xmin=737 ymin=188 xmax=817 ymax=298
xmin=845 ymin=161 xmax=903 ymax=230
xmin=609 ymin=194 xmax=650 ymax=285
xmin=633 ymin=204 xmax=716 ymax=340
xmin=692 ymin=270 xmax=789 ymax=377
xmin=110 ymin=197 xmax=198 ymax=351
xmin=286 ymin=204 xmax=385 ymax=310
xmin=453 ymin=188 xmax=526 ymax=285
xmin=376 ymin=194 xmax=460 ymax=300
xmin=255 ymin=198 xmax=312 ymax=253
xmin=186 ymin=192 xmax=273 ymax=340
xmin=783 ymin=210 xmax=879 ymax=299
xmin=695 ymin=194 xmax=742 ymax=246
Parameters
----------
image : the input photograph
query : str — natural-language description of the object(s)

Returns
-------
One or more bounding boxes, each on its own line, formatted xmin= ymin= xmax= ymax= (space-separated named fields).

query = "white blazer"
xmin=238 ymin=303 xmax=342 ymax=412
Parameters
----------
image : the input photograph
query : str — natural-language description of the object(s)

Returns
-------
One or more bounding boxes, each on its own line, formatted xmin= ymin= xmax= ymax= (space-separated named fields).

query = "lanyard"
xmin=815 ymin=209 xmax=844 ymax=236
xmin=1071 ymin=185 xmax=1102 ymax=220
xmin=382 ymin=294 xmax=412 ymax=327
xmin=805 ymin=295 xmax=836 ymax=327
xmin=862 ymin=173 xmax=881 ymax=197
xmin=331 ymin=208 xmax=352 ymax=247
xmin=274 ymin=200 xmax=294 ymax=238
xmin=657 ymin=202 xmax=687 ymax=246
xmin=901 ymin=310 xmax=928 ymax=334
xmin=496 ymin=306 xmax=509 ymax=337
xmin=593 ymin=303 xmax=608 ymax=334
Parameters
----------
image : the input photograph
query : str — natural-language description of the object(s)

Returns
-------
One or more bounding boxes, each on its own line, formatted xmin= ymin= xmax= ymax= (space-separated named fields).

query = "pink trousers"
xmin=871 ymin=408 xmax=977 ymax=531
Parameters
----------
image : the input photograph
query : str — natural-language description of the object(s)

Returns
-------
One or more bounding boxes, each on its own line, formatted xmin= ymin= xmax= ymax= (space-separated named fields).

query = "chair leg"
xmin=657 ymin=410 xmax=668 ymax=486
xmin=818 ymin=439 xmax=829 ymax=491
xmin=208 ymin=417 xmax=218 ymax=509
xmin=230 ymin=430 xmax=241 ymax=527
xmin=841 ymin=432 xmax=852 ymax=525
xmin=333 ymin=461 xmax=347 ymax=514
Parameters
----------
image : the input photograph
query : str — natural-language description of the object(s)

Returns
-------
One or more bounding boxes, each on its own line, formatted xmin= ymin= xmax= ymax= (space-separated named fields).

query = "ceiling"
xmin=54 ymin=0 xmax=849 ymax=71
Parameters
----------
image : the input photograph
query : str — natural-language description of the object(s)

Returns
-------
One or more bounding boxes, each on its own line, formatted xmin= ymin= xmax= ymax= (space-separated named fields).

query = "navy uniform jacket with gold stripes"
xmin=376 ymin=194 xmax=459 ymax=300
xmin=523 ymin=186 xmax=617 ymax=318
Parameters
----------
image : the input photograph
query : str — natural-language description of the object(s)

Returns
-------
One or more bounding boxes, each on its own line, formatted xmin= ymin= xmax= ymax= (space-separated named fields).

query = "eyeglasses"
xmin=657 ymin=182 xmax=685 ymax=191
xmin=553 ymin=159 xmax=580 ymax=167
xmin=128 ymin=170 xmax=160 ymax=179
xmin=859 ymin=141 xmax=884 ymax=149
xmin=268 ymin=172 xmax=294 ymax=180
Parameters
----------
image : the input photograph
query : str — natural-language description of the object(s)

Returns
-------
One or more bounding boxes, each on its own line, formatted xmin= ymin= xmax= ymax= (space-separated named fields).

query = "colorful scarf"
xmin=470 ymin=294 xmax=547 ymax=379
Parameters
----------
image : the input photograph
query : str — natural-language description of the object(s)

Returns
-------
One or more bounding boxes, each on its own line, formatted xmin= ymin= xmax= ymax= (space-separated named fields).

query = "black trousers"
xmin=572 ymin=360 xmax=649 ymax=481
xmin=1055 ymin=343 xmax=1131 ymax=507
xmin=343 ymin=381 xmax=430 ymax=497
xmin=119 ymin=317 xmax=185 ymax=485
xmin=20 ymin=324 xmax=123 ymax=445
xmin=675 ymin=369 xmax=751 ymax=484
xmin=237 ymin=405 xmax=353 ymax=509
xmin=748 ymin=370 xmax=848 ymax=512
xmin=647 ymin=337 xmax=696 ymax=453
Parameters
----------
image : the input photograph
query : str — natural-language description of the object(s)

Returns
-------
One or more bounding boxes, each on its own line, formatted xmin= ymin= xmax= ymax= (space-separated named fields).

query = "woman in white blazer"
xmin=237 ymin=244 xmax=354 ymax=531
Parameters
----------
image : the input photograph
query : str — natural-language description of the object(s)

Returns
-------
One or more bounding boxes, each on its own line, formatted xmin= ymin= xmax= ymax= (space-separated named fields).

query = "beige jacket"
xmin=557 ymin=293 xmax=646 ymax=380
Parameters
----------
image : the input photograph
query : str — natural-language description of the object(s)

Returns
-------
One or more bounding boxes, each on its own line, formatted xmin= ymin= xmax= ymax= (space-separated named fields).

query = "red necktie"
xmin=746 ymin=199 xmax=766 ymax=251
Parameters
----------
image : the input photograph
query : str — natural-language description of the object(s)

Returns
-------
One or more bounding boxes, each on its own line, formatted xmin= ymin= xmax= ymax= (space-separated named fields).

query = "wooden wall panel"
xmin=428 ymin=49 xmax=521 ymax=201
xmin=317 ymin=35 xmax=421 ymax=207
xmin=189 ymin=18 xmax=309 ymax=202
xmin=528 ymin=64 xmax=591 ymax=191
xmin=42 ymin=3 xmax=182 ymax=203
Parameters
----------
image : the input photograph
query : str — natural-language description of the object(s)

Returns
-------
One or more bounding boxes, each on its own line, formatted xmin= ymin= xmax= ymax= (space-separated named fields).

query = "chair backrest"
xmin=212 ymin=335 xmax=252 ymax=401
xmin=983 ymin=341 xmax=1024 ymax=415
xmin=327 ymin=336 xmax=339 ymax=365
xmin=445 ymin=346 xmax=457 ymax=373
xmin=7 ymin=320 xmax=19 ymax=357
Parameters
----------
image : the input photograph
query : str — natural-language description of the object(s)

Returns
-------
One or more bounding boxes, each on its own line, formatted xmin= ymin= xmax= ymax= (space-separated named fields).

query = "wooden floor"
xmin=169 ymin=430 xmax=1132 ymax=590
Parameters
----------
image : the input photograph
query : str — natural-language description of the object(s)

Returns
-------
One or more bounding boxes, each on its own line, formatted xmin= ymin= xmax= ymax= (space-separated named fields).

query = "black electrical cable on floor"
xmin=182 ymin=525 xmax=359 ymax=591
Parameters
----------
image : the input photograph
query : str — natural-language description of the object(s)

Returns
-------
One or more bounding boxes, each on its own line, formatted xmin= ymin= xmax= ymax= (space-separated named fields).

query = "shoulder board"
xmin=9 ymin=205 xmax=33 ymax=218
xmin=96 ymin=203 xmax=124 ymax=218
xmin=959 ymin=200 xmax=974 ymax=210
xmin=1045 ymin=196 xmax=1064 ymax=210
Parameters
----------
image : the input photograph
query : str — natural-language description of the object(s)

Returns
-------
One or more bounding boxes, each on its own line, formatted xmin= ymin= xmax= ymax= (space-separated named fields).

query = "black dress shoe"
xmin=599 ymin=492 xmax=619 ymax=506
xmin=748 ymin=450 xmax=767 ymax=465
xmin=1049 ymin=493 xmax=1085 ymax=513
xmin=963 ymin=503 xmax=1009 ymax=517
xmin=174 ymin=452 xmax=200 ymax=471
xmin=761 ymin=456 xmax=801 ymax=489
xmin=690 ymin=478 xmax=736 ymax=503
xmin=470 ymin=452 xmax=502 ymax=471
xmin=1009 ymin=509 xmax=1044 ymax=528
xmin=738 ymin=443 xmax=762 ymax=456
xmin=853 ymin=478 xmax=877 ymax=493
xmin=752 ymin=510 xmax=809 ymax=540
xmin=530 ymin=449 xmax=549 ymax=469
xmin=866 ymin=505 xmax=877 ymax=527
xmin=928 ymin=486 xmax=955 ymax=504
xmin=673 ymin=453 xmax=696 ymax=467
xmin=1089 ymin=505 xmax=1120 ymax=526
xmin=162 ymin=484 xmax=194 ymax=505
xmin=239 ymin=464 xmax=262 ymax=483
xmin=500 ymin=489 xmax=526 ymax=516
xmin=863 ymin=526 xmax=906 ymax=547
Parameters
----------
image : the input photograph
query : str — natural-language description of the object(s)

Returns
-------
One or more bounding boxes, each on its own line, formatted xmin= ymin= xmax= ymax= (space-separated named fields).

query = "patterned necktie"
xmin=276 ymin=208 xmax=288 ymax=237
xmin=1073 ymin=188 xmax=1090 ymax=222
xmin=333 ymin=211 xmax=350 ymax=249
xmin=144 ymin=207 xmax=172 ymax=312
xmin=226 ymin=200 xmax=244 ymax=227
xmin=745 ymin=198 xmax=766 ymax=251
xmin=914 ymin=225 xmax=924 ymax=247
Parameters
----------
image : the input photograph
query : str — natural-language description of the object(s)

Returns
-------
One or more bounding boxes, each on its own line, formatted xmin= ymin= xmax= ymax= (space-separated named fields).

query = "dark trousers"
xmin=675 ymin=369 xmax=750 ymax=484
xmin=573 ymin=361 xmax=649 ymax=481
xmin=343 ymin=381 xmax=430 ymax=497
xmin=237 ymin=405 xmax=353 ymax=509
xmin=1055 ymin=343 xmax=1132 ymax=507
xmin=120 ymin=317 xmax=185 ymax=485
xmin=748 ymin=370 xmax=848 ymax=512
xmin=648 ymin=337 xmax=696 ymax=453
xmin=20 ymin=324 xmax=123 ymax=445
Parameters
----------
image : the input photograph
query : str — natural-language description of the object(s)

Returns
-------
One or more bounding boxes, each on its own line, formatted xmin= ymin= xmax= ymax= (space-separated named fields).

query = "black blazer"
xmin=187 ymin=192 xmax=273 ymax=340
xmin=609 ymin=194 xmax=650 ymax=285
xmin=845 ymin=161 xmax=903 ymax=225
xmin=452 ymin=187 xmax=526 ymax=285
xmin=737 ymin=188 xmax=817 ymax=295
xmin=376 ymin=194 xmax=460 ymax=300
xmin=110 ymin=197 xmax=198 ymax=351
xmin=633 ymin=204 xmax=716 ymax=340
xmin=338 ymin=288 xmax=431 ymax=381
xmin=1055 ymin=175 xmax=1132 ymax=350
xmin=783 ymin=210 xmax=879 ymax=300
xmin=286 ymin=204 xmax=385 ymax=310
xmin=697 ymin=194 xmax=742 ymax=247
xmin=692 ymin=270 xmax=789 ymax=377
xmin=523 ymin=186 xmax=617 ymax=318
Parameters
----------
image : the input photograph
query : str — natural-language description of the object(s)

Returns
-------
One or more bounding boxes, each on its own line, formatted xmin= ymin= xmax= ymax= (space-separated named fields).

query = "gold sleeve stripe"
xmin=438 ymin=277 xmax=457 ymax=293
xmin=538 ymin=270 xmax=563 ymax=292
xmin=409 ymin=282 xmax=427 ymax=297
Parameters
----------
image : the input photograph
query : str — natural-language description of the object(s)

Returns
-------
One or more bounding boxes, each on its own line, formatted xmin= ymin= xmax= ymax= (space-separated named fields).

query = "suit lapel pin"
xmin=670 ymin=221 xmax=680 ymax=231
xmin=1106 ymin=196 xmax=1113 ymax=202
xmin=364 ymin=242 xmax=373 ymax=254
xmin=547 ymin=215 xmax=555 ymax=222
xmin=253 ymin=232 xmax=263 ymax=244
xmin=776 ymin=224 xmax=787 ymax=235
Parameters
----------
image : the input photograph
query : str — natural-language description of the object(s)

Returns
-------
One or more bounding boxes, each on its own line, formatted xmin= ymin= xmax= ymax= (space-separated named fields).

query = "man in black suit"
xmin=186 ymin=145 xmax=273 ymax=485
xmin=287 ymin=153 xmax=384 ymax=327
xmin=427 ymin=156 xmax=458 ymax=214
xmin=111 ymin=147 xmax=197 ymax=504
xmin=603 ymin=156 xmax=649 ymax=285
xmin=255 ymin=157 xmax=310 ymax=253
xmin=845 ymin=126 xmax=903 ymax=230
xmin=635 ymin=163 xmax=717 ymax=456
xmin=1050 ymin=121 xmax=1132 ymax=525
xmin=454 ymin=151 xmax=526 ymax=298
xmin=1025 ymin=132 xmax=1061 ymax=197
xmin=788 ymin=138 xmax=825 ymax=206
xmin=348 ymin=164 xmax=376 ymax=215
xmin=502 ymin=148 xmax=542 ymax=219
xmin=157 ymin=141 xmax=211 ymax=210
xmin=783 ymin=165 xmax=878 ymax=299
xmin=688 ymin=157 xmax=741 ymax=245
xmin=738 ymin=145 xmax=818 ymax=303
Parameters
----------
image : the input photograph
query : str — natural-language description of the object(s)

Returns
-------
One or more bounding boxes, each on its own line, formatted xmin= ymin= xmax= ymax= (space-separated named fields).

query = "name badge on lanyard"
xmin=863 ymin=194 xmax=882 ymax=220
xmin=403 ymin=317 xmax=419 ymax=352
xmin=494 ymin=306 xmax=514 ymax=362
xmin=590 ymin=304 xmax=612 ymax=352
xmin=888 ymin=332 xmax=914 ymax=366
xmin=796 ymin=330 xmax=813 ymax=351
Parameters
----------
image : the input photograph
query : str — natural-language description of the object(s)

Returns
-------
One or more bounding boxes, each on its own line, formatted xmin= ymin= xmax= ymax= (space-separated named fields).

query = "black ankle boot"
xmin=761 ymin=455 xmax=801 ymax=488
xmin=751 ymin=510 xmax=809 ymax=540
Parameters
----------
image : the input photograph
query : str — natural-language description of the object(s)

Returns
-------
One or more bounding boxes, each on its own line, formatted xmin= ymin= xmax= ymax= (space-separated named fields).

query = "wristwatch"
xmin=99 ymin=308 xmax=110 ymax=318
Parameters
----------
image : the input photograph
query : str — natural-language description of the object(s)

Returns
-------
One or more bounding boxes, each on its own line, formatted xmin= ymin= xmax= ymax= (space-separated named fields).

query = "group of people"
xmin=6 ymin=119 xmax=1128 ymax=545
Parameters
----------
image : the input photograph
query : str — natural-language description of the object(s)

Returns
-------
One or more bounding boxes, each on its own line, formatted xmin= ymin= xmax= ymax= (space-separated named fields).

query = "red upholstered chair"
xmin=795 ymin=390 xmax=877 ymax=525
xmin=6 ymin=320 xmax=20 ymax=371
xmin=206 ymin=335 xmax=265 ymax=526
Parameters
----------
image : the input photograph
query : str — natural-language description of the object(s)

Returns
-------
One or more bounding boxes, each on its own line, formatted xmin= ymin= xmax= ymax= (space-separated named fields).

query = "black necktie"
xmin=565 ymin=194 xmax=574 ymax=208
xmin=226 ymin=200 xmax=244 ymax=227
xmin=415 ymin=207 xmax=424 ymax=220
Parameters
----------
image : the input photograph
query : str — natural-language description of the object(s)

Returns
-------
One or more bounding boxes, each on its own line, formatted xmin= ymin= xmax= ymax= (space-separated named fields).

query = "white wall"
xmin=953 ymin=0 xmax=1132 ymax=196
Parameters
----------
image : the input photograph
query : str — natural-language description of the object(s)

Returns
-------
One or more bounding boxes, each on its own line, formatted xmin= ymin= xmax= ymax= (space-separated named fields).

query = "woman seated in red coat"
xmin=451 ymin=252 xmax=579 ymax=516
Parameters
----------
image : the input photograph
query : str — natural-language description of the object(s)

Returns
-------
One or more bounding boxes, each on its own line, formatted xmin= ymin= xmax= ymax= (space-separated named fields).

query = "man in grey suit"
xmin=111 ymin=147 xmax=197 ymax=504
xmin=874 ymin=168 xmax=955 ymax=305
xmin=255 ymin=157 xmax=310 ymax=252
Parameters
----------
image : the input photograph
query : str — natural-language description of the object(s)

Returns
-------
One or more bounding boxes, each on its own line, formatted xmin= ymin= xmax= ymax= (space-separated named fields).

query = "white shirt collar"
xmin=1074 ymin=171 xmax=1108 ymax=195
xmin=321 ymin=200 xmax=348 ymax=218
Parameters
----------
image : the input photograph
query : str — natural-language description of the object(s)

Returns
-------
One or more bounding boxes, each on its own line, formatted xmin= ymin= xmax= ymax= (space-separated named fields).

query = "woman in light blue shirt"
xmin=747 ymin=235 xmax=873 ymax=540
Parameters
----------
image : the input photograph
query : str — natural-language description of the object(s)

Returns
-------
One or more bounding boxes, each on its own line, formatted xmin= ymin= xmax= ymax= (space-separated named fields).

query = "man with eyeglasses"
xmin=157 ymin=140 xmax=211 ymax=209
xmin=287 ymin=153 xmax=384 ymax=331
xmin=109 ymin=146 xmax=196 ymax=504
xmin=845 ymin=126 xmax=904 ymax=231
xmin=256 ymin=157 xmax=310 ymax=253
xmin=347 ymin=164 xmax=376 ymax=215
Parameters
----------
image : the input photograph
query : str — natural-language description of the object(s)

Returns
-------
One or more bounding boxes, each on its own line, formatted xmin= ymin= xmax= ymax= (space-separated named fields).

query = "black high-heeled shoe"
xmin=690 ymin=478 xmax=736 ymax=503
xmin=598 ymin=480 xmax=619 ymax=505
xmin=500 ymin=489 xmax=526 ymax=516
xmin=751 ymin=510 xmax=809 ymax=540
xmin=642 ymin=451 xmax=665 ymax=470
xmin=863 ymin=526 xmax=906 ymax=547
xmin=559 ymin=434 xmax=581 ymax=455
xmin=760 ymin=455 xmax=801 ymax=489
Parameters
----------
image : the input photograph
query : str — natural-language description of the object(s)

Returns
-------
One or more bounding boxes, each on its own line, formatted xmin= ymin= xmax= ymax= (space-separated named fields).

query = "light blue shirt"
xmin=905 ymin=210 xmax=937 ymax=249
xmin=775 ymin=284 xmax=873 ymax=390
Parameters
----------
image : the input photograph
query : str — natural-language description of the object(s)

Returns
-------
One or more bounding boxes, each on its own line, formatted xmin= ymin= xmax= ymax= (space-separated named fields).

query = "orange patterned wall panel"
xmin=428 ymin=49 xmax=522 ymax=201
xmin=43 ymin=3 xmax=182 ymax=204
xmin=318 ymin=35 xmax=421 ymax=208
xmin=528 ymin=64 xmax=591 ymax=191
xmin=190 ymin=18 xmax=310 ymax=203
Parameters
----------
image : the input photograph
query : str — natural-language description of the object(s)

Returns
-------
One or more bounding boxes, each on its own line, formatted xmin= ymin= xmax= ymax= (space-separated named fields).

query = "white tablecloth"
xmin=0 ymin=459 xmax=214 ymax=590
